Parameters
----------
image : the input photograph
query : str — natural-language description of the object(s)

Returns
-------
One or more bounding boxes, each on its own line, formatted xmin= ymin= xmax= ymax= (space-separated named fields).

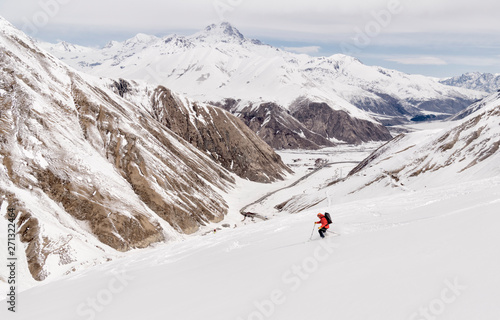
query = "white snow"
xmin=39 ymin=23 xmax=487 ymax=124
xmin=1 ymin=170 xmax=498 ymax=320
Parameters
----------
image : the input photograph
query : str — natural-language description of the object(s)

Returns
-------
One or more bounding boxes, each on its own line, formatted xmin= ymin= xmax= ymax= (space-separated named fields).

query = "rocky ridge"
xmin=0 ymin=16 xmax=289 ymax=284
xmin=41 ymin=23 xmax=487 ymax=148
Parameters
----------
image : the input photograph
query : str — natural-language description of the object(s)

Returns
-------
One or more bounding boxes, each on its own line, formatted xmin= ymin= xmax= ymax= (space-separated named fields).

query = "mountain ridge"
xmin=40 ymin=23 xmax=486 ymax=133
xmin=440 ymin=72 xmax=500 ymax=93
xmin=273 ymin=91 xmax=500 ymax=213
xmin=0 ymin=16 xmax=290 ymax=283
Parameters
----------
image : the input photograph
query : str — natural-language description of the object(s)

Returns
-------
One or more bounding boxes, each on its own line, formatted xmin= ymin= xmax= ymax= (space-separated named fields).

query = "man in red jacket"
xmin=315 ymin=213 xmax=330 ymax=238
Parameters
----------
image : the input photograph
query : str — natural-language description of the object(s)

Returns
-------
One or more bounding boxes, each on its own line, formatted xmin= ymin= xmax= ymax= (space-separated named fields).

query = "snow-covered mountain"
xmin=264 ymin=91 xmax=500 ymax=213
xmin=449 ymin=90 xmax=500 ymax=121
xmin=0 ymin=16 xmax=289 ymax=284
xmin=441 ymin=72 xmax=500 ymax=93
xmin=107 ymin=79 xmax=292 ymax=182
xmin=41 ymin=23 xmax=486 ymax=147
xmin=41 ymin=23 xmax=485 ymax=119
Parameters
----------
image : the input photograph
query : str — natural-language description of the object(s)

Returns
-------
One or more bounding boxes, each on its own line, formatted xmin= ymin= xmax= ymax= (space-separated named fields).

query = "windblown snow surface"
xmin=1 ymin=98 xmax=499 ymax=319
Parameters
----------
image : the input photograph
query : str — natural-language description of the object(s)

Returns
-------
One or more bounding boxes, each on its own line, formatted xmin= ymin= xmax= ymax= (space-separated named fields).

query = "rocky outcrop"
xmin=411 ymin=97 xmax=475 ymax=115
xmin=212 ymin=99 xmax=392 ymax=149
xmin=237 ymin=102 xmax=335 ymax=150
xmin=149 ymin=87 xmax=292 ymax=182
xmin=113 ymin=78 xmax=131 ymax=97
xmin=0 ymin=19 xmax=241 ymax=282
xmin=290 ymin=101 xmax=393 ymax=144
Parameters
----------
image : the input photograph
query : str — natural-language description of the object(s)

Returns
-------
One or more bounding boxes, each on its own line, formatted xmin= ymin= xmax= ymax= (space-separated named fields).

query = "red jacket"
xmin=316 ymin=215 xmax=329 ymax=229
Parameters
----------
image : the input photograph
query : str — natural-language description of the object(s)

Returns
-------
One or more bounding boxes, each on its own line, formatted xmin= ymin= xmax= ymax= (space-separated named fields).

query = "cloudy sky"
xmin=1 ymin=0 xmax=499 ymax=77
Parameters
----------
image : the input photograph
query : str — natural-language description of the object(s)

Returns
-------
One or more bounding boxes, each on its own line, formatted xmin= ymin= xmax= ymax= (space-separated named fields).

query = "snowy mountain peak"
xmin=52 ymin=41 xmax=83 ymax=52
xmin=329 ymin=53 xmax=362 ymax=64
xmin=124 ymin=33 xmax=159 ymax=47
xmin=40 ymin=20 xmax=487 ymax=139
xmin=195 ymin=22 xmax=245 ymax=42
xmin=440 ymin=72 xmax=500 ymax=93
xmin=104 ymin=40 xmax=120 ymax=49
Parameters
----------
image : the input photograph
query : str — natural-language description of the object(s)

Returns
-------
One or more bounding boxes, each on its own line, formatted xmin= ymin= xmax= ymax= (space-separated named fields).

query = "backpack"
xmin=324 ymin=212 xmax=332 ymax=225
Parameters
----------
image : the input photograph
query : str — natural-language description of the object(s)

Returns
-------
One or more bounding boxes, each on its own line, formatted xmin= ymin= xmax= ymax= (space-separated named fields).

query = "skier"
xmin=315 ymin=213 xmax=330 ymax=238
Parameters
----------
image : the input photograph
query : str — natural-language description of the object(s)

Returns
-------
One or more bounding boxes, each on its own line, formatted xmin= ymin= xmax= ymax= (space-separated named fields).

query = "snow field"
xmin=2 ymin=163 xmax=499 ymax=320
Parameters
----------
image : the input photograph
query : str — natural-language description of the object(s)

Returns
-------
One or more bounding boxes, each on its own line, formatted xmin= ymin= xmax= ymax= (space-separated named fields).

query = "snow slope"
xmin=1 ymin=174 xmax=498 ymax=320
xmin=275 ymin=91 xmax=500 ymax=215
xmin=450 ymin=90 xmax=500 ymax=121
xmin=2 ymin=94 xmax=499 ymax=318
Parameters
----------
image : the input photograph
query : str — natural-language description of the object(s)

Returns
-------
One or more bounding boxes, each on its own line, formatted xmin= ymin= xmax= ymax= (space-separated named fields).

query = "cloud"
xmin=283 ymin=46 xmax=321 ymax=54
xmin=3 ymin=0 xmax=500 ymax=41
xmin=384 ymin=54 xmax=500 ymax=67
xmin=1 ymin=0 xmax=499 ymax=76
xmin=386 ymin=56 xmax=448 ymax=65
xmin=445 ymin=56 xmax=500 ymax=67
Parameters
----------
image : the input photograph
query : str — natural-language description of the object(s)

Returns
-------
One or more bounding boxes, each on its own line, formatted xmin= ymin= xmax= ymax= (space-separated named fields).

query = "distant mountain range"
xmin=40 ymin=23 xmax=488 ymax=147
xmin=440 ymin=72 xmax=500 ymax=93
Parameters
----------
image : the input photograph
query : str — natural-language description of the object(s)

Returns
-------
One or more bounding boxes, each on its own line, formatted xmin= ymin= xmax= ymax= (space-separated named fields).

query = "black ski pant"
xmin=318 ymin=227 xmax=327 ymax=238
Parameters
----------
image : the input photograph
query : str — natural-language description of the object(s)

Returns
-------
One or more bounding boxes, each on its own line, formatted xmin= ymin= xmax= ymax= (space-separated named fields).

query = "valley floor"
xmin=207 ymin=142 xmax=380 ymax=232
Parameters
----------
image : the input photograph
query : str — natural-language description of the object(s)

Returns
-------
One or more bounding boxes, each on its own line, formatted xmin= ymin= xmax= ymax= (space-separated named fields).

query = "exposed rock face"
xmin=350 ymin=91 xmax=411 ymax=117
xmin=410 ymin=97 xmax=475 ymax=115
xmin=290 ymin=101 xmax=393 ymax=144
xmin=209 ymin=98 xmax=239 ymax=112
xmin=0 ymin=18 xmax=248 ymax=282
xmin=148 ymin=87 xmax=292 ymax=182
xmin=113 ymin=78 xmax=131 ymax=97
xmin=214 ymin=99 xmax=392 ymax=149
xmin=237 ymin=102 xmax=335 ymax=150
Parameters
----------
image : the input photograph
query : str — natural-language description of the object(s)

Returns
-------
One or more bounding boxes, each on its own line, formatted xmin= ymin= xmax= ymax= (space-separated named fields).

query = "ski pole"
xmin=309 ymin=223 xmax=316 ymax=240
